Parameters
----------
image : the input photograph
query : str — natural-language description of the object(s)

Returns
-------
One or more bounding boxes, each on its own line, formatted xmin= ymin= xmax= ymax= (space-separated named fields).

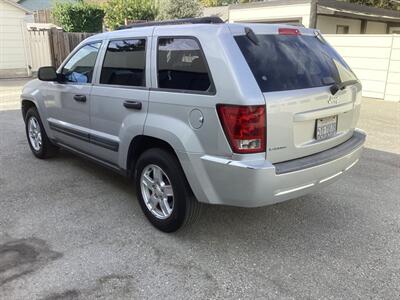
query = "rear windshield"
xmin=235 ymin=34 xmax=357 ymax=93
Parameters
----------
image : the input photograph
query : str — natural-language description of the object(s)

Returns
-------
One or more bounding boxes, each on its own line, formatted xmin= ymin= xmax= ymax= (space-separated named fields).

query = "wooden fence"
xmin=48 ymin=28 xmax=94 ymax=67
xmin=33 ymin=9 xmax=53 ymax=24
xmin=26 ymin=28 xmax=94 ymax=71
xmin=26 ymin=30 xmax=52 ymax=72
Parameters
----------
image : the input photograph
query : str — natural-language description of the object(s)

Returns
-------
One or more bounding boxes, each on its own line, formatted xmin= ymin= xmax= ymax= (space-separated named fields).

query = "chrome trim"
xmin=344 ymin=158 xmax=359 ymax=171
xmin=275 ymin=183 xmax=315 ymax=196
xmin=319 ymin=171 xmax=343 ymax=183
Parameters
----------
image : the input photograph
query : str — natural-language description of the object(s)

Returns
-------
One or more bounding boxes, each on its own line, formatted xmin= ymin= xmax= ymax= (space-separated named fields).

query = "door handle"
xmin=73 ymin=95 xmax=87 ymax=102
xmin=123 ymin=100 xmax=142 ymax=110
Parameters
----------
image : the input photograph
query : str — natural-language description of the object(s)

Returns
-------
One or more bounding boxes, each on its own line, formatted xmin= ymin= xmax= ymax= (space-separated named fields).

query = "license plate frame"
xmin=315 ymin=115 xmax=338 ymax=141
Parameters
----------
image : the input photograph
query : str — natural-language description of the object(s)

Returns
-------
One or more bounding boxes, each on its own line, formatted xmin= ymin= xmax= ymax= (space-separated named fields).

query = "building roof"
xmin=17 ymin=0 xmax=77 ymax=11
xmin=3 ymin=0 xmax=31 ymax=13
xmin=229 ymin=0 xmax=400 ymax=22
xmin=230 ymin=0 xmax=310 ymax=10
xmin=318 ymin=0 xmax=400 ymax=22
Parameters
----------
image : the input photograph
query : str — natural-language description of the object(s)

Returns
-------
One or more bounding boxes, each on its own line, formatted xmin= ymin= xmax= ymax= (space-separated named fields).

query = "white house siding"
xmin=325 ymin=34 xmax=400 ymax=101
xmin=0 ymin=0 xmax=30 ymax=78
xmin=366 ymin=21 xmax=387 ymax=34
xmin=317 ymin=15 xmax=362 ymax=34
xmin=229 ymin=3 xmax=312 ymax=27
xmin=389 ymin=27 xmax=400 ymax=33
xmin=386 ymin=36 xmax=400 ymax=101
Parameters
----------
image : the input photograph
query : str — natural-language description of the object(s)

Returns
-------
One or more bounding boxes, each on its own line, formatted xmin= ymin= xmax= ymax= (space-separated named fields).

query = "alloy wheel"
xmin=28 ymin=117 xmax=42 ymax=151
xmin=140 ymin=164 xmax=174 ymax=219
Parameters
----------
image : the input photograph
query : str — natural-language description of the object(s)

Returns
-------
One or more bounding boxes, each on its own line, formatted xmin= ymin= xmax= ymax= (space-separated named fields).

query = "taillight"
xmin=278 ymin=28 xmax=300 ymax=35
xmin=217 ymin=104 xmax=266 ymax=154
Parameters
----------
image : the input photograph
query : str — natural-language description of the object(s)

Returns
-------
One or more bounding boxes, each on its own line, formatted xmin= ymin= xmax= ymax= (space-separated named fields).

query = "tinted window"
xmin=235 ymin=34 xmax=357 ymax=92
xmin=157 ymin=38 xmax=212 ymax=92
xmin=100 ymin=39 xmax=146 ymax=87
xmin=61 ymin=42 xmax=101 ymax=84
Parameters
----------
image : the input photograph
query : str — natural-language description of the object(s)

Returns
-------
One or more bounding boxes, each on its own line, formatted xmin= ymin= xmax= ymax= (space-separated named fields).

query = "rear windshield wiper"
xmin=245 ymin=27 xmax=259 ymax=45
xmin=315 ymin=31 xmax=327 ymax=44
xmin=330 ymin=80 xmax=359 ymax=95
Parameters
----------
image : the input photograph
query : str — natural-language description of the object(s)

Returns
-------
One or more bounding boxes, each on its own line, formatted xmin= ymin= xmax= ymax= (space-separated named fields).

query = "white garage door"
xmin=0 ymin=0 xmax=29 ymax=78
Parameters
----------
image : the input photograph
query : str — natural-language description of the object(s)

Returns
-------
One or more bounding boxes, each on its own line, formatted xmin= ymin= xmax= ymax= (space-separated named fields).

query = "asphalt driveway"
xmin=0 ymin=93 xmax=399 ymax=299
xmin=0 ymin=78 xmax=30 ymax=111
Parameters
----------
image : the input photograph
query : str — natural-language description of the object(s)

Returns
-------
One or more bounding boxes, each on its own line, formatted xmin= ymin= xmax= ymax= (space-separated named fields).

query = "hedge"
xmin=103 ymin=0 xmax=158 ymax=30
xmin=52 ymin=1 xmax=105 ymax=33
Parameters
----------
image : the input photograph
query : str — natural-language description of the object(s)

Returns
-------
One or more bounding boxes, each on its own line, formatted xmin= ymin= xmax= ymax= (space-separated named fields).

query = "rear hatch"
xmin=234 ymin=25 xmax=362 ymax=163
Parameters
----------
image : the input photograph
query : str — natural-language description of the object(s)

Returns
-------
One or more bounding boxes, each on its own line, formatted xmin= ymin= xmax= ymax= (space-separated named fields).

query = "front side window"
xmin=61 ymin=42 xmax=101 ymax=84
xmin=100 ymin=39 xmax=146 ymax=87
xmin=157 ymin=37 xmax=212 ymax=92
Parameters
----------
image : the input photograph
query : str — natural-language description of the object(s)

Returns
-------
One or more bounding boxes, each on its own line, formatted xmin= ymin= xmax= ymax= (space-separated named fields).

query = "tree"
xmin=201 ymin=0 xmax=251 ymax=7
xmin=201 ymin=0 xmax=227 ymax=6
xmin=103 ymin=0 xmax=158 ymax=29
xmin=202 ymin=0 xmax=399 ymax=9
xmin=52 ymin=1 xmax=105 ymax=33
xmin=345 ymin=0 xmax=399 ymax=10
xmin=157 ymin=0 xmax=203 ymax=20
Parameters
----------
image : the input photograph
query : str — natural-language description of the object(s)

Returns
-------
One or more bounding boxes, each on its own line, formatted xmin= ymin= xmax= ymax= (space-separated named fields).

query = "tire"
xmin=25 ymin=107 xmax=58 ymax=159
xmin=135 ymin=148 xmax=202 ymax=233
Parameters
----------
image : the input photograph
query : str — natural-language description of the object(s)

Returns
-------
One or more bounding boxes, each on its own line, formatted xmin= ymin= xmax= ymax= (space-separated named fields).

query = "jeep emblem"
xmin=328 ymin=94 xmax=339 ymax=105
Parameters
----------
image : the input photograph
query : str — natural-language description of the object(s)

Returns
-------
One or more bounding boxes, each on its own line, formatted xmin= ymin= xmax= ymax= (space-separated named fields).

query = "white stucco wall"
xmin=317 ymin=15 xmax=362 ymax=34
xmin=0 ymin=0 xmax=31 ymax=77
xmin=229 ymin=3 xmax=312 ymax=27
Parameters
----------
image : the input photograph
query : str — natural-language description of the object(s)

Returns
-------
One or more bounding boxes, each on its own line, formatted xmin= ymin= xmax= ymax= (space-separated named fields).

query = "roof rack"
xmin=117 ymin=16 xmax=224 ymax=30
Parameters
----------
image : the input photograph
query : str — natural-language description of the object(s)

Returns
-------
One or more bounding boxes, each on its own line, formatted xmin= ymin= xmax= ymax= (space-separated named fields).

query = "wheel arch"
xmin=21 ymin=99 xmax=37 ymax=120
xmin=125 ymin=134 xmax=210 ymax=203
xmin=126 ymin=135 xmax=180 ymax=178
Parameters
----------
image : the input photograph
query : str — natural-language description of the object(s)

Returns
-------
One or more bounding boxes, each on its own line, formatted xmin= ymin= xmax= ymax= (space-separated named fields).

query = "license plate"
xmin=315 ymin=116 xmax=337 ymax=140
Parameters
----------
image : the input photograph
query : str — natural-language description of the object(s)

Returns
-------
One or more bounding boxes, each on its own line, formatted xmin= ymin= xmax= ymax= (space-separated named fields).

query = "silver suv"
xmin=21 ymin=18 xmax=366 ymax=232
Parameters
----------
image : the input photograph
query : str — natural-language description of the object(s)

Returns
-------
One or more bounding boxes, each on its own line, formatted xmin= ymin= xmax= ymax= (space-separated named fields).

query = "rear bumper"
xmin=184 ymin=129 xmax=366 ymax=207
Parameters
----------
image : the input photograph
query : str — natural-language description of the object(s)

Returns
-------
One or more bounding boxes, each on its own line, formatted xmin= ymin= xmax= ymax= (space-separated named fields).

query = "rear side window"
xmin=235 ymin=34 xmax=356 ymax=92
xmin=100 ymin=39 xmax=146 ymax=87
xmin=157 ymin=37 xmax=212 ymax=92
xmin=61 ymin=42 xmax=101 ymax=84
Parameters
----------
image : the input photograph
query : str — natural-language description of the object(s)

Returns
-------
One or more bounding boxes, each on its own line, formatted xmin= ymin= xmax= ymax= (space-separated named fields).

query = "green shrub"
xmin=201 ymin=0 xmax=251 ymax=7
xmin=52 ymin=1 xmax=105 ymax=33
xmin=103 ymin=0 xmax=158 ymax=30
xmin=157 ymin=0 xmax=202 ymax=20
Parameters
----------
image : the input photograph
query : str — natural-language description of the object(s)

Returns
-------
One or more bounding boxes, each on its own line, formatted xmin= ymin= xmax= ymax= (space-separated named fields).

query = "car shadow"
xmin=2 ymin=109 xmax=398 ymax=247
xmin=50 ymin=145 xmax=399 ymax=247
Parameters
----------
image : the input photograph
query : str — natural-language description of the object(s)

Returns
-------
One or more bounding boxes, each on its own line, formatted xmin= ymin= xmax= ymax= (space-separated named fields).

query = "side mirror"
xmin=38 ymin=66 xmax=58 ymax=81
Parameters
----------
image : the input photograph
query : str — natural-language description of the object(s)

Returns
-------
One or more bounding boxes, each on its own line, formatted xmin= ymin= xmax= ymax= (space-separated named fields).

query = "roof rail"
xmin=286 ymin=23 xmax=305 ymax=27
xmin=117 ymin=16 xmax=224 ymax=30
